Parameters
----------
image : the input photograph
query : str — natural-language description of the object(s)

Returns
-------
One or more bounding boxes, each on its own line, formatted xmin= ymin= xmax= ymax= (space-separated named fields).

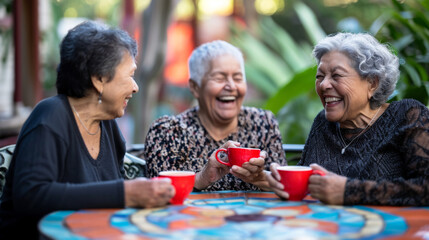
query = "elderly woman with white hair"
xmin=143 ymin=40 xmax=286 ymax=191
xmin=267 ymin=32 xmax=429 ymax=206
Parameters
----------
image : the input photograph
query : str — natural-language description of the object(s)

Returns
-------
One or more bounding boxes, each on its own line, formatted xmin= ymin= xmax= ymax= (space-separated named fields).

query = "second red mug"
xmin=215 ymin=147 xmax=261 ymax=167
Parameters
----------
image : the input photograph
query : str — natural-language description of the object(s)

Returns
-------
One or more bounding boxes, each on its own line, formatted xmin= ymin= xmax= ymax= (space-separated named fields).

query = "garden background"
xmin=0 ymin=0 xmax=427 ymax=148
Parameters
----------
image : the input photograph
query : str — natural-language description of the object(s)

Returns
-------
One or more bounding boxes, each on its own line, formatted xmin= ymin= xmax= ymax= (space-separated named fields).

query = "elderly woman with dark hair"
xmin=267 ymin=32 xmax=429 ymax=206
xmin=143 ymin=40 xmax=286 ymax=191
xmin=0 ymin=21 xmax=174 ymax=239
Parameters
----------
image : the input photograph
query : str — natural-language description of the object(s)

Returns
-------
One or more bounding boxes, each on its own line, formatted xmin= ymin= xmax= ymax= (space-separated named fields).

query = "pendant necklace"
xmin=338 ymin=107 xmax=381 ymax=154
xmin=72 ymin=105 xmax=100 ymax=136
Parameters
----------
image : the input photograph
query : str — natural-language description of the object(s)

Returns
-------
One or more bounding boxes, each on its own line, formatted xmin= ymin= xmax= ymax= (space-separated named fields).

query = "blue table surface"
xmin=39 ymin=191 xmax=429 ymax=240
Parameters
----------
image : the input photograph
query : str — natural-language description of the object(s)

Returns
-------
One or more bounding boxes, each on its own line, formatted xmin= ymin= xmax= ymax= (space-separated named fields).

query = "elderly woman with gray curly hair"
xmin=267 ymin=32 xmax=429 ymax=206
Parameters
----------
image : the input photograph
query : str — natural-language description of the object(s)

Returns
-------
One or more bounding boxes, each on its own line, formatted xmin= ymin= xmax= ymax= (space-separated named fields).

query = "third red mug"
xmin=277 ymin=166 xmax=326 ymax=201
xmin=156 ymin=171 xmax=195 ymax=205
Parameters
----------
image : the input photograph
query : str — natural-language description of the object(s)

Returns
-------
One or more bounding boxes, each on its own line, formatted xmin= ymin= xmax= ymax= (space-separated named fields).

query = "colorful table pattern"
xmin=39 ymin=191 xmax=429 ymax=240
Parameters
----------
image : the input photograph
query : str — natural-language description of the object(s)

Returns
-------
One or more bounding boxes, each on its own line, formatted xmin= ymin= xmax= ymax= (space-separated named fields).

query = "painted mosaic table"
xmin=39 ymin=191 xmax=429 ymax=240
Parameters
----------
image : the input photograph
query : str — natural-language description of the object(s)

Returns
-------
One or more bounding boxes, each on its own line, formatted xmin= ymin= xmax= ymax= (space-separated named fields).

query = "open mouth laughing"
xmin=325 ymin=97 xmax=342 ymax=107
xmin=217 ymin=96 xmax=236 ymax=103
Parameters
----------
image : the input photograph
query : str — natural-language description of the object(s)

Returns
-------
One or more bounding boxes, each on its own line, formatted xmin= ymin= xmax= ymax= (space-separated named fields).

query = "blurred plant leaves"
xmin=402 ymin=61 xmax=421 ymax=86
xmin=265 ymin=66 xmax=317 ymax=114
xmin=231 ymin=27 xmax=292 ymax=88
xmin=233 ymin=0 xmax=429 ymax=144
xmin=375 ymin=0 xmax=429 ymax=106
xmin=294 ymin=1 xmax=326 ymax=45
xmin=231 ymin=1 xmax=325 ymax=143
xmin=259 ymin=17 xmax=310 ymax=72
xmin=243 ymin=64 xmax=278 ymax=96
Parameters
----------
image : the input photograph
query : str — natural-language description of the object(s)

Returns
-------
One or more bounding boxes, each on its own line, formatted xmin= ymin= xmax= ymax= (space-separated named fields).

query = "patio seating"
xmin=0 ymin=144 xmax=147 ymax=197
xmin=0 ymin=144 xmax=15 ymax=197
xmin=124 ymin=152 xmax=148 ymax=179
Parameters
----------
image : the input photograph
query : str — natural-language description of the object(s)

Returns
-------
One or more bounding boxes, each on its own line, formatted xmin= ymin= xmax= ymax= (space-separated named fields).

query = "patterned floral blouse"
xmin=142 ymin=106 xmax=286 ymax=191
xmin=299 ymin=99 xmax=429 ymax=206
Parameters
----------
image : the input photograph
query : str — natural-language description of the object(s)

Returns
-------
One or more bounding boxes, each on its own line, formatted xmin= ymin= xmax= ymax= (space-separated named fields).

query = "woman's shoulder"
xmin=304 ymin=109 xmax=330 ymax=137
xmin=241 ymin=106 xmax=276 ymax=120
xmin=18 ymin=95 xmax=71 ymax=140
xmin=311 ymin=109 xmax=328 ymax=125
xmin=34 ymin=95 xmax=67 ymax=112
xmin=379 ymin=99 xmax=429 ymax=129
xmin=391 ymin=98 xmax=427 ymax=109
xmin=149 ymin=107 xmax=199 ymax=130
xmin=24 ymin=95 xmax=69 ymax=125
xmin=388 ymin=99 xmax=429 ymax=116
xmin=239 ymin=106 xmax=278 ymax=129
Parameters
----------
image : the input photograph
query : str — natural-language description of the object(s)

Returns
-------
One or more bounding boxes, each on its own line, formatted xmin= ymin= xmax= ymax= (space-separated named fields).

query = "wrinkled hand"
xmin=230 ymin=151 xmax=269 ymax=190
xmin=194 ymin=140 xmax=240 ymax=190
xmin=266 ymin=162 xmax=290 ymax=199
xmin=124 ymin=177 xmax=175 ymax=208
xmin=308 ymin=163 xmax=347 ymax=205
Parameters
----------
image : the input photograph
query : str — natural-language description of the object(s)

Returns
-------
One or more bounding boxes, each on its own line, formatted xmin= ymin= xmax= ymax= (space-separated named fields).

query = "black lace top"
xmin=299 ymin=99 xmax=429 ymax=206
xmin=142 ymin=106 xmax=286 ymax=191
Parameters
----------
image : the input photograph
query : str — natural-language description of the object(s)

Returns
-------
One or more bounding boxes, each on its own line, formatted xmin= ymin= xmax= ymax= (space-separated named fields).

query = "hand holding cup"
xmin=193 ymin=141 xmax=241 ymax=191
xmin=124 ymin=177 xmax=175 ymax=208
xmin=215 ymin=147 xmax=261 ymax=167
xmin=155 ymin=171 xmax=195 ymax=205
xmin=277 ymin=166 xmax=325 ymax=201
xmin=267 ymin=163 xmax=326 ymax=201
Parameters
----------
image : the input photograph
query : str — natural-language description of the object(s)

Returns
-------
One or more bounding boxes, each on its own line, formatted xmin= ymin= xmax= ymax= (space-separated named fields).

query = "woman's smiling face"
xmin=315 ymin=51 xmax=373 ymax=124
xmin=191 ymin=54 xmax=247 ymax=126
xmin=101 ymin=52 xmax=138 ymax=119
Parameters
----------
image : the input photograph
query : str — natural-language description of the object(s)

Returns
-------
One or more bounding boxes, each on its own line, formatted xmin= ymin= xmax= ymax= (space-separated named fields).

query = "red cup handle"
xmin=312 ymin=169 xmax=326 ymax=176
xmin=215 ymin=148 xmax=231 ymax=167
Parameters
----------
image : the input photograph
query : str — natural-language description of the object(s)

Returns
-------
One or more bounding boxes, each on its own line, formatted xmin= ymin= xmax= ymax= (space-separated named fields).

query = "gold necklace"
xmin=338 ymin=107 xmax=382 ymax=155
xmin=72 ymin=105 xmax=100 ymax=136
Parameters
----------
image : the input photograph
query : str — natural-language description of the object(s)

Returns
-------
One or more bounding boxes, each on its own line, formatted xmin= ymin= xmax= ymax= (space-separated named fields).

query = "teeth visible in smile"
xmin=325 ymin=97 xmax=341 ymax=103
xmin=125 ymin=99 xmax=129 ymax=103
xmin=218 ymin=96 xmax=236 ymax=101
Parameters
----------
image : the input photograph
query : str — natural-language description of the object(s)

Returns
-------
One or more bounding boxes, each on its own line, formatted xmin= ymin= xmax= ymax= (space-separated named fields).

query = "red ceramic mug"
xmin=156 ymin=171 xmax=195 ymax=205
xmin=277 ymin=166 xmax=326 ymax=201
xmin=215 ymin=147 xmax=261 ymax=167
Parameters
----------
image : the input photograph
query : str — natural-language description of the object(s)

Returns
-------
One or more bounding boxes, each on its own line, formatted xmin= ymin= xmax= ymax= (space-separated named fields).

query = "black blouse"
xmin=0 ymin=95 xmax=125 ymax=239
xmin=299 ymin=99 xmax=429 ymax=206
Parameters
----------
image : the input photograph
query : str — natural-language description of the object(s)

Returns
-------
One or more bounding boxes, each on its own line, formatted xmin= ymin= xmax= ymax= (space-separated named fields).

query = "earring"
xmin=98 ymin=92 xmax=102 ymax=104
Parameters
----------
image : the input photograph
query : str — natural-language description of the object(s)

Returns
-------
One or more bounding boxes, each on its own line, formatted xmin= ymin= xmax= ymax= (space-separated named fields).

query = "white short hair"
xmin=188 ymin=40 xmax=246 ymax=86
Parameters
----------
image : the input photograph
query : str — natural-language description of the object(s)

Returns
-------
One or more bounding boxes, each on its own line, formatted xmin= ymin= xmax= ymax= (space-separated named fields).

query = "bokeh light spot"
xmin=198 ymin=0 xmax=233 ymax=16
xmin=64 ymin=8 xmax=78 ymax=18
xmin=255 ymin=0 xmax=284 ymax=15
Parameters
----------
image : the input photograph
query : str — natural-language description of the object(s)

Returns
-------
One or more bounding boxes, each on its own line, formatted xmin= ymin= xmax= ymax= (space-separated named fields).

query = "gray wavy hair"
xmin=188 ymin=40 xmax=246 ymax=86
xmin=313 ymin=32 xmax=399 ymax=109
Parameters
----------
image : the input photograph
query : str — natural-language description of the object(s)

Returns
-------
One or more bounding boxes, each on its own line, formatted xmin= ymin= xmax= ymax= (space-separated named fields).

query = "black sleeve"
xmin=344 ymin=103 xmax=429 ymax=206
xmin=12 ymin=125 xmax=124 ymax=216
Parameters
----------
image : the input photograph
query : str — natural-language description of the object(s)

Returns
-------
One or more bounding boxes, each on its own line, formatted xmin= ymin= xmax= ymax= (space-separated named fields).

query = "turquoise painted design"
xmin=39 ymin=211 xmax=87 ymax=240
xmin=39 ymin=192 xmax=420 ymax=240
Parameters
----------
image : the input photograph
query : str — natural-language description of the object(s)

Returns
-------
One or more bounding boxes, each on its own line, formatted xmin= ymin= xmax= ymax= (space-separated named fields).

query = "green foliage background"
xmin=231 ymin=0 xmax=429 ymax=144
xmin=3 ymin=0 xmax=427 ymax=146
